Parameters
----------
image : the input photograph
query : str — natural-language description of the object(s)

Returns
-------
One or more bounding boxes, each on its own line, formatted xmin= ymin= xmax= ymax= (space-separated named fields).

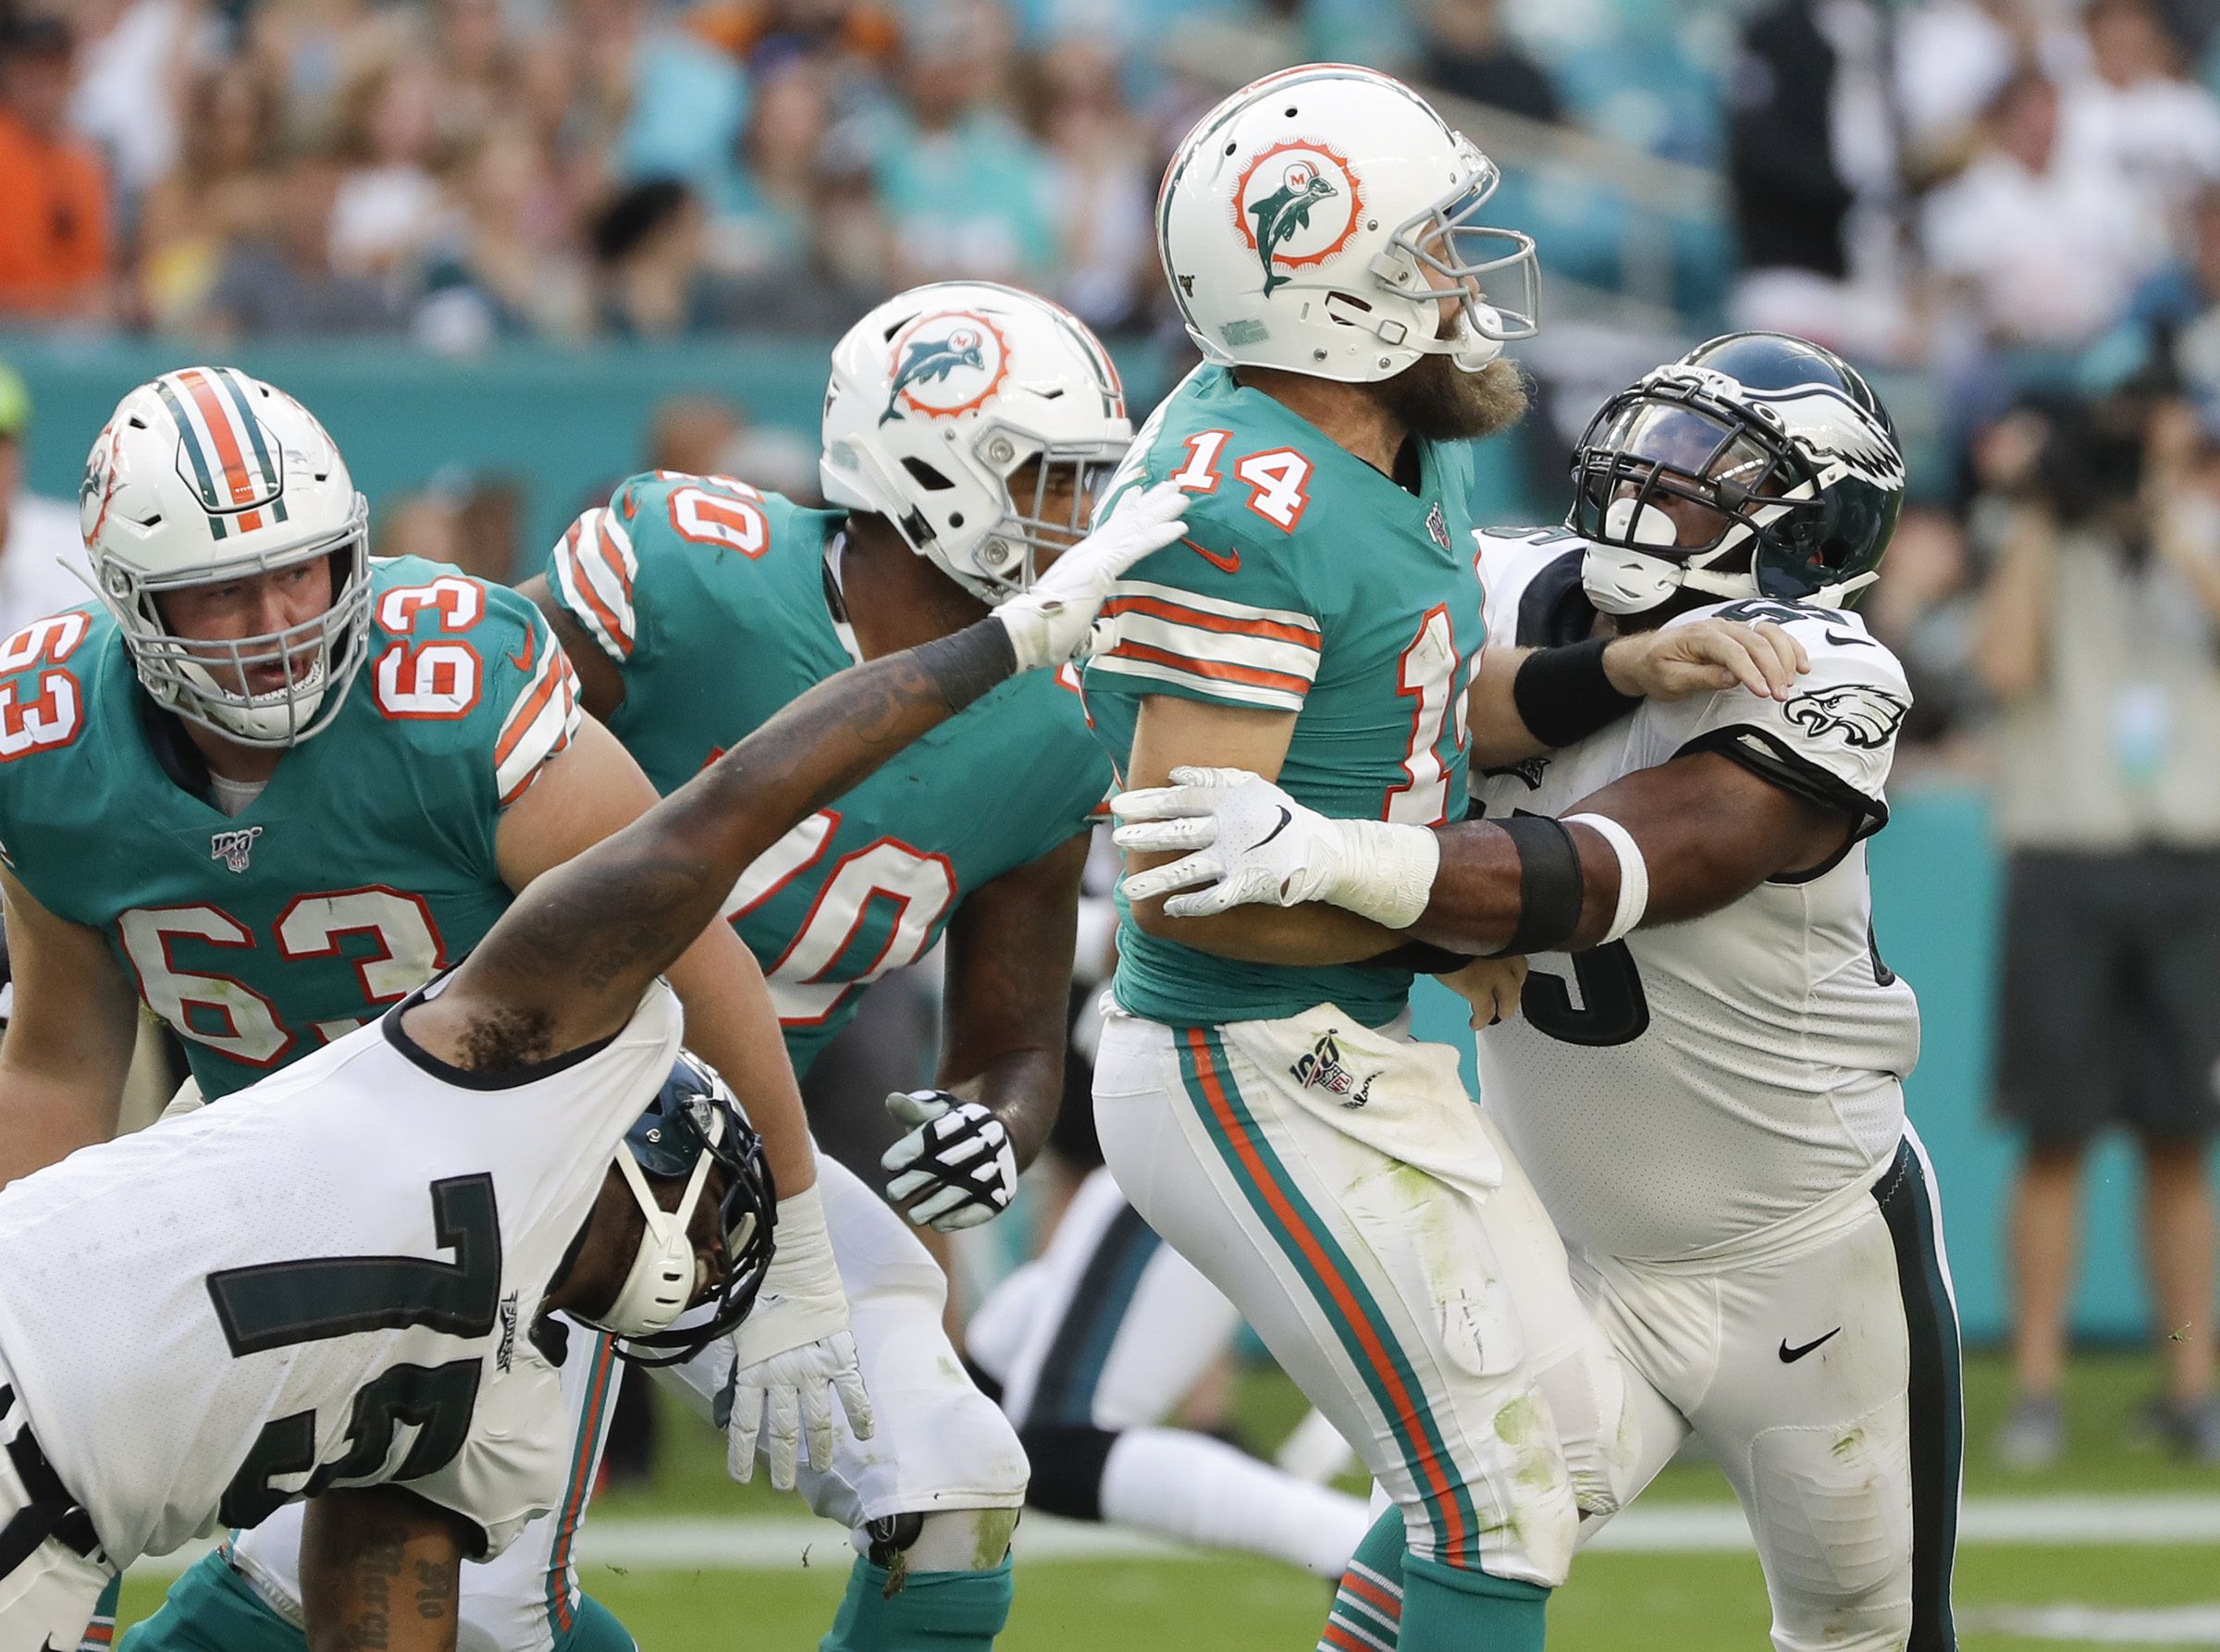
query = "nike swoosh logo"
xmin=1252 ymin=806 xmax=1292 ymax=849
xmin=1823 ymin=629 xmax=1875 ymax=648
xmin=1779 ymin=1328 xmax=1842 ymax=1363
xmin=1188 ymin=537 xmax=1241 ymax=574
xmin=507 ymin=627 xmax=536 ymax=673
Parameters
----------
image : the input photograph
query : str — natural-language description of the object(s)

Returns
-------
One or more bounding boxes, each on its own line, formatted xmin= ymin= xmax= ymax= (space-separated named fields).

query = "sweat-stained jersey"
xmin=1468 ymin=531 xmax=1921 ymax=1261
xmin=543 ymin=471 xmax=1111 ymax=1075
xmin=0 ymin=978 xmax=684 ymax=1568
xmin=0 ymin=557 xmax=581 ymax=1099
xmin=1082 ymin=364 xmax=1488 ymax=1029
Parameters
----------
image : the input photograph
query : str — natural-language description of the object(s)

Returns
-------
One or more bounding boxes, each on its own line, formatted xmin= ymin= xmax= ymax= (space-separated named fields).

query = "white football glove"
xmin=881 ymin=1090 xmax=1018 ymax=1231
xmin=990 ymin=479 xmax=1189 ymax=672
xmin=1115 ymin=766 xmax=1441 ymax=929
xmin=717 ymin=1182 xmax=873 ymax=1490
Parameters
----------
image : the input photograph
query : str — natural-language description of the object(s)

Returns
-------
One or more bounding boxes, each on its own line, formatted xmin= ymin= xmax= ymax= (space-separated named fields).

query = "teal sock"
xmin=1321 ymin=1506 xmax=1409 ymax=1650
xmin=80 ymin=1573 xmax=121 ymax=1651
xmin=819 ymin=1552 xmax=1015 ymax=1652
xmin=554 ymin=1592 xmax=641 ymax=1652
xmin=1398 ymin=1553 xmax=1548 ymax=1652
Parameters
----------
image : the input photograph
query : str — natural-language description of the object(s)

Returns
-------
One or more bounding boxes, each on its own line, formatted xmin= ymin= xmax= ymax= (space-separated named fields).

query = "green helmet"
xmin=1569 ymin=331 xmax=1905 ymax=616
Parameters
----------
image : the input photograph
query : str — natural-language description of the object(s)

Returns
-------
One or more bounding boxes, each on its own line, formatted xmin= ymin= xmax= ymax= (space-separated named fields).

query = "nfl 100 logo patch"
xmin=210 ymin=825 xmax=264 ymax=874
xmin=1289 ymin=1029 xmax=1376 ymax=1109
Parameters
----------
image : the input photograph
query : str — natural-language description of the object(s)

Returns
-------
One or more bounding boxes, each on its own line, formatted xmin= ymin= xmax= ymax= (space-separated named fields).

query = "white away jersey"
xmin=0 ymin=978 xmax=683 ymax=1566
xmin=1468 ymin=531 xmax=1921 ymax=1261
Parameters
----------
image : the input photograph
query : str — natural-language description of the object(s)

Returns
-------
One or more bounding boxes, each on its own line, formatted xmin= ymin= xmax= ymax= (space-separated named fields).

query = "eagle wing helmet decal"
xmin=1669 ymin=367 xmax=1907 ymax=492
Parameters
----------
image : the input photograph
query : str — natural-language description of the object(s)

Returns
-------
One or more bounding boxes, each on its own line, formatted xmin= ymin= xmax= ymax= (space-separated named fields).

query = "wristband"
xmin=1512 ymin=638 xmax=1642 ymax=749
xmin=1563 ymin=813 xmax=1649 ymax=944
xmin=1496 ymin=815 xmax=1584 ymax=955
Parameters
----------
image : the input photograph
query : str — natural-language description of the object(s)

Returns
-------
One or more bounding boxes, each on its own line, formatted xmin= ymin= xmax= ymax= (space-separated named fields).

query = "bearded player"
xmin=521 ymin=280 xmax=1124 ymax=1650
xmin=0 ymin=452 xmax=1182 ymax=1652
xmin=1121 ymin=334 xmax=1962 ymax=1652
xmin=3 ymin=369 xmax=859 ymax=1652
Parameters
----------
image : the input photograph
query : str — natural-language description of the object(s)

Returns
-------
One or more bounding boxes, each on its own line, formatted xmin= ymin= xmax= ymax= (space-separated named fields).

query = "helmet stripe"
xmin=176 ymin=369 xmax=265 ymax=533
xmin=215 ymin=368 xmax=288 ymax=524
xmin=151 ymin=376 xmax=229 ymax=540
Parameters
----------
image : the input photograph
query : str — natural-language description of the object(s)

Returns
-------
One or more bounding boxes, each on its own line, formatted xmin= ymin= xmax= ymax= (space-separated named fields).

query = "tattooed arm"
xmin=402 ymin=621 xmax=1020 ymax=1072
xmin=933 ymin=830 xmax=1091 ymax=1170
xmin=301 ymin=1486 xmax=471 ymax=1652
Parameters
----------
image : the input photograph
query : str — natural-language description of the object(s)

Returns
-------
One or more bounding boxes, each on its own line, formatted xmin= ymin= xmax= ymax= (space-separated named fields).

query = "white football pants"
xmin=1092 ymin=1005 xmax=1633 ymax=1588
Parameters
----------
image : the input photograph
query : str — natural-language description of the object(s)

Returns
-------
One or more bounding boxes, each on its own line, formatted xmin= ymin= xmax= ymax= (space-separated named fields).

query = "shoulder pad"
xmin=1476 ymin=528 xmax=1588 ymax=650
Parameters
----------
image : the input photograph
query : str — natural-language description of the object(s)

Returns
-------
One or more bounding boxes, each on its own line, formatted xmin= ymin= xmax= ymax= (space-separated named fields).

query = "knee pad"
xmin=861 ymin=1508 xmax=1020 ymax=1574
xmin=1014 ymin=1423 xmax=1119 ymax=1523
xmin=1746 ymin=1409 xmax=1915 ymax=1642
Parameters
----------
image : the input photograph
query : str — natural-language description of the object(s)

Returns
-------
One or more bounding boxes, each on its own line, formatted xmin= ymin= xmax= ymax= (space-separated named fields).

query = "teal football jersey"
xmin=1082 ymin=365 xmax=1488 ymax=1029
xmin=0 ymin=557 xmax=581 ymax=1099
xmin=545 ymin=471 xmax=1111 ymax=1075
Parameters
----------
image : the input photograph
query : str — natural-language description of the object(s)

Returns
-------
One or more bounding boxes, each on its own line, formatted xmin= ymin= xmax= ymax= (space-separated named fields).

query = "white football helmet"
xmin=820 ymin=281 xmax=1132 ymax=604
xmin=79 ymin=366 xmax=370 ymax=747
xmin=1159 ymin=64 xmax=1538 ymax=383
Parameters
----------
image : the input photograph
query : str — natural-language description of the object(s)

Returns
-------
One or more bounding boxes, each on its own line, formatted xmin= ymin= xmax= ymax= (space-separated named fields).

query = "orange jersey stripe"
xmin=1341 ymin=1572 xmax=1401 ymax=1619
xmin=1320 ymin=1621 xmax=1375 ymax=1652
xmin=596 ymin=516 xmax=635 ymax=604
xmin=1100 ymin=594 xmax=1321 ymax=648
xmin=561 ymin=526 xmax=630 ymax=658
xmin=494 ymin=654 xmax=561 ymax=771
xmin=1183 ymin=1029 xmax=1471 ymax=1566
xmin=1106 ymin=639 xmax=1312 ymax=697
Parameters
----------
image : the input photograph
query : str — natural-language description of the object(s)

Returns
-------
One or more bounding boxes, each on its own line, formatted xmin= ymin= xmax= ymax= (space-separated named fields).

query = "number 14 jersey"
xmin=0 ymin=556 xmax=582 ymax=1100
xmin=1468 ymin=532 xmax=1921 ymax=1263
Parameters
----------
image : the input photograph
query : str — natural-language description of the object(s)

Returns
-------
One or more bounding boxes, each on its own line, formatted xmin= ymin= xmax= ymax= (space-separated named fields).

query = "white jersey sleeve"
xmin=1633 ymin=599 xmax=1911 ymax=844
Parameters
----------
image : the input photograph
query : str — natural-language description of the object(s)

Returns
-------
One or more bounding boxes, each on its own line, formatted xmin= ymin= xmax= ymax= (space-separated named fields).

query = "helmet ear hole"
xmin=900 ymin=458 xmax=956 ymax=492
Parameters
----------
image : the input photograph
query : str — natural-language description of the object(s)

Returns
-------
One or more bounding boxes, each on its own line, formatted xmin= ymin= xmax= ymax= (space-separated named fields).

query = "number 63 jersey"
xmin=0 ymin=556 xmax=581 ymax=1101
xmin=1468 ymin=533 xmax=1922 ymax=1263
xmin=0 ymin=980 xmax=684 ymax=1569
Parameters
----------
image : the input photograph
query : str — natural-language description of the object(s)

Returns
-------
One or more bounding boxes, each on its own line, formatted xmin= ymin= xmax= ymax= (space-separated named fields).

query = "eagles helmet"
xmin=579 ymin=1050 xmax=777 ymax=1367
xmin=1157 ymin=64 xmax=1538 ymax=383
xmin=820 ymin=281 xmax=1132 ymax=605
xmin=1570 ymin=332 xmax=1906 ymax=617
xmin=79 ymin=367 xmax=372 ymax=746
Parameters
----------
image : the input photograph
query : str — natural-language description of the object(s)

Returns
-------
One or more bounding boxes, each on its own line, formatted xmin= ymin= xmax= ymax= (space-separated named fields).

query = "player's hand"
xmin=1115 ymin=766 xmax=1439 ymax=929
xmin=881 ymin=1090 xmax=1018 ymax=1231
xmin=992 ymin=480 xmax=1188 ymax=671
xmin=1603 ymin=619 xmax=1809 ymax=703
xmin=1441 ymin=954 xmax=1528 ymax=1028
xmin=718 ymin=1182 xmax=873 ymax=1490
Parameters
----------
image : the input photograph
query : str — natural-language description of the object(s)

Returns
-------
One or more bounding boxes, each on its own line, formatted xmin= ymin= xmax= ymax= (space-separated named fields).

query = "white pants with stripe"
xmin=1571 ymin=1128 xmax=1964 ymax=1652
xmin=1092 ymin=1005 xmax=1632 ymax=1588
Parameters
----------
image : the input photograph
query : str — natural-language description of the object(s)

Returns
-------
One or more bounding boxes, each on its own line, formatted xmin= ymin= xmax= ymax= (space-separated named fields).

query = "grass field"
xmin=115 ymin=1352 xmax=2220 ymax=1650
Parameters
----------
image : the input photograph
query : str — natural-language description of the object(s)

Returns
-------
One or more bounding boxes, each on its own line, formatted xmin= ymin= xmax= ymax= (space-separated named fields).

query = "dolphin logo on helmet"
xmin=880 ymin=321 xmax=1001 ymax=425
xmin=1246 ymin=161 xmax=1339 ymax=294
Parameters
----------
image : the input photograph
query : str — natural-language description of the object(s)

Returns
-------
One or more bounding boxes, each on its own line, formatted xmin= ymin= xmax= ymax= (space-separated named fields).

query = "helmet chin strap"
xmin=587 ymin=1144 xmax=716 ymax=1340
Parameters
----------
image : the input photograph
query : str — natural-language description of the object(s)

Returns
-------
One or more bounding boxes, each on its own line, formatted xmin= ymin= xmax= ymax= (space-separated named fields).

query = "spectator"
xmin=647 ymin=394 xmax=745 ymax=477
xmin=416 ymin=121 xmax=591 ymax=351
xmin=590 ymin=177 xmax=716 ymax=339
xmin=2058 ymin=0 xmax=2220 ymax=254
xmin=1896 ymin=0 xmax=2087 ymax=175
xmin=1863 ymin=503 xmax=1982 ymax=757
xmin=242 ymin=0 xmax=401 ymax=142
xmin=68 ymin=0 xmax=196 ymax=213
xmin=1030 ymin=37 xmax=1154 ymax=332
xmin=717 ymin=122 xmax=894 ymax=331
xmin=199 ymin=151 xmax=404 ymax=339
xmin=1418 ymin=0 xmax=1561 ymax=125
xmin=0 ymin=12 xmax=112 ymax=324
xmin=136 ymin=66 xmax=283 ymax=333
xmin=0 ymin=364 xmax=92 ymax=637
xmin=329 ymin=51 xmax=447 ymax=284
xmin=870 ymin=0 xmax=1055 ymax=289
xmin=705 ymin=54 xmax=829 ymax=278
xmin=570 ymin=0 xmax=748 ymax=192
xmin=1922 ymin=68 xmax=2157 ymax=351
xmin=1725 ymin=0 xmax=1916 ymax=363
xmin=1972 ymin=390 xmax=2220 ymax=1467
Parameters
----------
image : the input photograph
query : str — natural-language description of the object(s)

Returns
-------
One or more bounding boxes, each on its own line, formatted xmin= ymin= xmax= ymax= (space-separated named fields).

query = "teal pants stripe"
xmin=546 ymin=1331 xmax=623 ymax=1637
xmin=1173 ymin=1025 xmax=1483 ymax=1567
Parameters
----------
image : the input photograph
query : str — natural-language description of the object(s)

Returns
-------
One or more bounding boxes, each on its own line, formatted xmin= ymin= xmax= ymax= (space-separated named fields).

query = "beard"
xmin=1373 ymin=352 xmax=1528 ymax=443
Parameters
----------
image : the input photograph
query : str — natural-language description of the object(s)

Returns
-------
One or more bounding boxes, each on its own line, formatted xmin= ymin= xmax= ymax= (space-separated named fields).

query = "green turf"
xmin=115 ymin=1351 xmax=2220 ymax=1649
xmin=118 ymin=1544 xmax=2220 ymax=1651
